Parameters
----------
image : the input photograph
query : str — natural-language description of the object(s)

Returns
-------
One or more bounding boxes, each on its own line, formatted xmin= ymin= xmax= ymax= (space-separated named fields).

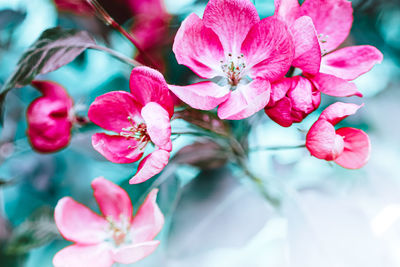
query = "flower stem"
xmin=88 ymin=44 xmax=141 ymax=66
xmin=86 ymin=0 xmax=158 ymax=69
xmin=249 ymin=144 xmax=306 ymax=152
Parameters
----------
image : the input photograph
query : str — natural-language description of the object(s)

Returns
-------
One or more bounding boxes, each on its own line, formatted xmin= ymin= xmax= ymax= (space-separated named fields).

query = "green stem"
xmin=249 ymin=144 xmax=306 ymax=152
xmin=88 ymin=44 xmax=140 ymax=67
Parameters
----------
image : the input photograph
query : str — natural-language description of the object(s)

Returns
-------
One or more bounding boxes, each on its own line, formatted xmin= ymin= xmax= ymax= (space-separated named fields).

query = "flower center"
xmin=318 ymin=33 xmax=329 ymax=55
xmin=106 ymin=215 xmax=131 ymax=247
xmin=220 ymin=53 xmax=246 ymax=86
xmin=120 ymin=116 xmax=150 ymax=142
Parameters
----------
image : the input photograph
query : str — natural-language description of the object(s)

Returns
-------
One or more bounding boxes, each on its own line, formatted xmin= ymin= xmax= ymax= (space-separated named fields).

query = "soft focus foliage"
xmin=0 ymin=0 xmax=399 ymax=266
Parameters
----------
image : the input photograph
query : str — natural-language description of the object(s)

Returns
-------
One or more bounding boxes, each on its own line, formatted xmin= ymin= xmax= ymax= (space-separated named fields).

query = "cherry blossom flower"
xmin=27 ymin=80 xmax=74 ymax=153
xmin=88 ymin=66 xmax=174 ymax=184
xmin=306 ymin=102 xmax=370 ymax=169
xmin=170 ymin=0 xmax=294 ymax=120
xmin=265 ymin=76 xmax=321 ymax=127
xmin=274 ymin=0 xmax=383 ymax=97
xmin=266 ymin=0 xmax=383 ymax=127
xmin=53 ymin=177 xmax=164 ymax=267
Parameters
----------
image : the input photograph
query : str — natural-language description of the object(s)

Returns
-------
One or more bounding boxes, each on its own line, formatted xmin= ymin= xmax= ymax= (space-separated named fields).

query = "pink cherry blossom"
xmin=306 ymin=102 xmax=370 ymax=169
xmin=53 ymin=177 xmax=164 ymax=267
xmin=170 ymin=0 xmax=294 ymax=120
xmin=274 ymin=0 xmax=383 ymax=97
xmin=27 ymin=80 xmax=74 ymax=153
xmin=88 ymin=66 xmax=174 ymax=184
xmin=265 ymin=76 xmax=321 ymax=127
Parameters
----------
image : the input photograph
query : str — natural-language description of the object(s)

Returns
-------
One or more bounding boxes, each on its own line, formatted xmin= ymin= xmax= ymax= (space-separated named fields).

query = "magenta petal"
xmin=88 ymin=91 xmax=142 ymax=133
xmin=168 ymin=82 xmax=230 ymax=110
xmin=27 ymin=81 xmax=73 ymax=153
xmin=130 ymin=189 xmax=164 ymax=243
xmin=203 ymin=0 xmax=260 ymax=55
xmin=320 ymin=102 xmax=363 ymax=126
xmin=288 ymin=76 xmax=320 ymax=113
xmin=218 ymin=79 xmax=271 ymax=120
xmin=129 ymin=67 xmax=174 ymax=118
xmin=53 ymin=244 xmax=113 ymax=267
xmin=334 ymin=127 xmax=370 ymax=169
xmin=241 ymin=17 xmax=294 ymax=81
xmin=301 ymin=0 xmax=353 ymax=53
xmin=173 ymin=13 xmax=225 ymax=79
xmin=141 ymin=102 xmax=172 ymax=151
xmin=309 ymin=73 xmax=362 ymax=97
xmin=274 ymin=0 xmax=300 ymax=25
xmin=290 ymin=16 xmax=321 ymax=75
xmin=92 ymin=133 xmax=145 ymax=164
xmin=91 ymin=177 xmax=133 ymax=223
xmin=320 ymin=45 xmax=383 ymax=80
xmin=112 ymin=241 xmax=160 ymax=264
xmin=129 ymin=149 xmax=170 ymax=184
xmin=54 ymin=197 xmax=108 ymax=244
xmin=265 ymin=97 xmax=294 ymax=127
xmin=306 ymin=119 xmax=344 ymax=161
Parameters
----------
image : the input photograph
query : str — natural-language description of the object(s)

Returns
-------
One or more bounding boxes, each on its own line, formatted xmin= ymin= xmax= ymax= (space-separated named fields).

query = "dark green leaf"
xmin=0 ymin=27 xmax=96 ymax=122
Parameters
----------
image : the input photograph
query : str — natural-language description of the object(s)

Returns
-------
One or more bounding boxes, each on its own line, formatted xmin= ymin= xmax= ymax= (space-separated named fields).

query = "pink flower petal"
xmin=168 ymin=82 xmax=230 ymax=110
xmin=91 ymin=177 xmax=133 ymax=223
xmin=172 ymin=13 xmax=225 ymax=79
xmin=129 ymin=149 xmax=170 ymax=184
xmin=112 ymin=241 xmax=160 ymax=264
xmin=290 ymin=16 xmax=321 ymax=75
xmin=92 ymin=133 xmax=145 ymax=164
xmin=306 ymin=119 xmax=344 ymax=161
xmin=129 ymin=67 xmax=174 ymax=118
xmin=54 ymin=197 xmax=108 ymax=244
xmin=203 ymin=0 xmax=260 ymax=55
xmin=241 ymin=17 xmax=294 ymax=81
xmin=320 ymin=102 xmax=363 ymax=126
xmin=141 ymin=102 xmax=172 ymax=151
xmin=288 ymin=76 xmax=320 ymax=113
xmin=320 ymin=45 xmax=383 ymax=80
xmin=53 ymin=244 xmax=113 ymax=267
xmin=27 ymin=98 xmax=72 ymax=153
xmin=31 ymin=80 xmax=73 ymax=106
xmin=130 ymin=189 xmax=164 ymax=243
xmin=309 ymin=73 xmax=362 ymax=97
xmin=88 ymin=91 xmax=142 ymax=133
xmin=301 ymin=0 xmax=353 ymax=53
xmin=265 ymin=97 xmax=294 ymax=127
xmin=274 ymin=0 xmax=300 ymax=25
xmin=218 ymin=79 xmax=271 ymax=120
xmin=334 ymin=127 xmax=370 ymax=169
xmin=269 ymin=78 xmax=292 ymax=105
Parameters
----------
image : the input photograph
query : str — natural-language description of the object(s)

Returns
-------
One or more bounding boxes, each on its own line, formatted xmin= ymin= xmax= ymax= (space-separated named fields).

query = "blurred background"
xmin=0 ymin=0 xmax=399 ymax=266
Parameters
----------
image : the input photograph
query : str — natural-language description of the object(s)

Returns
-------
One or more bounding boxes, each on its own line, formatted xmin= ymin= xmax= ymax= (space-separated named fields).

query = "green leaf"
xmin=5 ymin=207 xmax=59 ymax=255
xmin=0 ymin=27 xmax=96 ymax=122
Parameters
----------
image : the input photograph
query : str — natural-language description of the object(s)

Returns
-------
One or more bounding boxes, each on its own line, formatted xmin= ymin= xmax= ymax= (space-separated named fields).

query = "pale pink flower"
xmin=53 ymin=177 xmax=164 ymax=267
xmin=27 ymin=80 xmax=74 ymax=153
xmin=306 ymin=102 xmax=370 ymax=169
xmin=88 ymin=67 xmax=174 ymax=184
xmin=170 ymin=0 xmax=294 ymax=120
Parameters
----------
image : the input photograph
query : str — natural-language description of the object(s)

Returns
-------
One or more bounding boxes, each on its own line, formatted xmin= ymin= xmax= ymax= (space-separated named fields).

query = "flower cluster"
xmin=19 ymin=0 xmax=382 ymax=265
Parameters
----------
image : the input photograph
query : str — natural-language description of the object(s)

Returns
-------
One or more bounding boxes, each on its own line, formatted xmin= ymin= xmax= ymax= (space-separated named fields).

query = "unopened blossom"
xmin=170 ymin=0 xmax=294 ymax=120
xmin=274 ymin=0 xmax=383 ymax=97
xmin=88 ymin=66 xmax=174 ymax=184
xmin=27 ymin=80 xmax=74 ymax=153
xmin=306 ymin=102 xmax=370 ymax=169
xmin=53 ymin=177 xmax=164 ymax=267
xmin=265 ymin=76 xmax=320 ymax=127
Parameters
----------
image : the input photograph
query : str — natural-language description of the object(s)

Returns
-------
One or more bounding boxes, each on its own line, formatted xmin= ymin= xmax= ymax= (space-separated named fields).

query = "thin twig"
xmin=249 ymin=144 xmax=306 ymax=152
xmin=88 ymin=44 xmax=141 ymax=67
